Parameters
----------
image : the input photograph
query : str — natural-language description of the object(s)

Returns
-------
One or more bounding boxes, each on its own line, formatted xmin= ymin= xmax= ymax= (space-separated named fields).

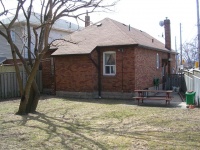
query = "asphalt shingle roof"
xmin=52 ymin=18 xmax=173 ymax=56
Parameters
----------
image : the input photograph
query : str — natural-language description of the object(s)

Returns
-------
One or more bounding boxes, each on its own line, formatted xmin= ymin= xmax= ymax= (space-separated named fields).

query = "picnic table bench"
xmin=133 ymin=89 xmax=173 ymax=105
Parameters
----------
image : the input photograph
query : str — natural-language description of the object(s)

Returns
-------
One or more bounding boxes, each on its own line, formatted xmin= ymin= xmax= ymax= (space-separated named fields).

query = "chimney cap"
xmin=164 ymin=18 xmax=170 ymax=24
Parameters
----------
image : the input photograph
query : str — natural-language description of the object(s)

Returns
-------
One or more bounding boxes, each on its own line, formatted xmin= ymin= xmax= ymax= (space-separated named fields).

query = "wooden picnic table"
xmin=133 ymin=89 xmax=173 ymax=105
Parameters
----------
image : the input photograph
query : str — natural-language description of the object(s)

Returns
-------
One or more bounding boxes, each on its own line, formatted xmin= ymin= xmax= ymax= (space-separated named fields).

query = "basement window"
xmin=103 ymin=51 xmax=116 ymax=75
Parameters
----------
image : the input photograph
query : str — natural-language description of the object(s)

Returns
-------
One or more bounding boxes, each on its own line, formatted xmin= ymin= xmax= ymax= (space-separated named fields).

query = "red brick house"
xmin=43 ymin=18 xmax=176 ymax=99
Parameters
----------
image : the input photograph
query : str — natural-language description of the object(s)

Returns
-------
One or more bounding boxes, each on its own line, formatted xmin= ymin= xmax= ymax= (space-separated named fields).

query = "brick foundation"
xmin=56 ymin=91 xmax=134 ymax=99
xmin=56 ymin=91 xmax=98 ymax=99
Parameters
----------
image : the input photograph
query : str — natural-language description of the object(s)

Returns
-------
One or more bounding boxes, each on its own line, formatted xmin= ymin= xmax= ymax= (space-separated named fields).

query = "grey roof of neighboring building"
xmin=0 ymin=57 xmax=7 ymax=64
xmin=52 ymin=18 xmax=176 ymax=56
xmin=1 ymin=13 xmax=80 ymax=32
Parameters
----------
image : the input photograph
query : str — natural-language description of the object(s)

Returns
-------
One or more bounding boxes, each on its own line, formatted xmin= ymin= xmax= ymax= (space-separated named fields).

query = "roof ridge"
xmin=107 ymin=18 xmax=137 ymax=44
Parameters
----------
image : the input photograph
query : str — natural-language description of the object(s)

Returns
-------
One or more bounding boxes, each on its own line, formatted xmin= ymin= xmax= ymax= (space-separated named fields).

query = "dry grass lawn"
xmin=0 ymin=95 xmax=200 ymax=150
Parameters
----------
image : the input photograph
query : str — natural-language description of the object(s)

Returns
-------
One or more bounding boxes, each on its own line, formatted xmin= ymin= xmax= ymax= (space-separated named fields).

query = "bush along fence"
xmin=0 ymin=71 xmax=42 ymax=99
xmin=184 ymin=69 xmax=200 ymax=106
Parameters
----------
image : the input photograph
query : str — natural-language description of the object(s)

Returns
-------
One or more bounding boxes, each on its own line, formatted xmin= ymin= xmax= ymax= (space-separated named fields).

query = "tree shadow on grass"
xmin=18 ymin=112 xmax=200 ymax=149
xmin=19 ymin=112 xmax=108 ymax=149
xmin=18 ymin=112 xmax=154 ymax=149
xmin=2 ymin=109 xmax=200 ymax=149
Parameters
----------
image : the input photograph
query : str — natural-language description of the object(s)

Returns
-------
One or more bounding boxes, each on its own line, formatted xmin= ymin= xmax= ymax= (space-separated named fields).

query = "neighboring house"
xmin=0 ymin=57 xmax=6 ymax=64
xmin=0 ymin=13 xmax=80 ymax=96
xmin=44 ymin=18 xmax=176 ymax=99
xmin=0 ymin=13 xmax=80 ymax=64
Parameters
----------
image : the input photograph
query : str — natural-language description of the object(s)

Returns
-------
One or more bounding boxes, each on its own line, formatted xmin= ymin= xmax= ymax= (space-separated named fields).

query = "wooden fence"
xmin=164 ymin=74 xmax=186 ymax=92
xmin=0 ymin=71 xmax=42 ymax=99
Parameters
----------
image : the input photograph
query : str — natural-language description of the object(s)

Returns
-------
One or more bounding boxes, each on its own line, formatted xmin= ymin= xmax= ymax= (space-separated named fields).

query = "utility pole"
xmin=197 ymin=0 xmax=200 ymax=69
xmin=175 ymin=36 xmax=178 ymax=73
xmin=180 ymin=23 xmax=182 ymax=66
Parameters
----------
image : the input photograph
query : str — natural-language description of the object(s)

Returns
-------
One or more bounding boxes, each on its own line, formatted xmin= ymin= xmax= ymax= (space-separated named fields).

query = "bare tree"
xmin=0 ymin=0 xmax=119 ymax=115
xmin=182 ymin=36 xmax=198 ymax=68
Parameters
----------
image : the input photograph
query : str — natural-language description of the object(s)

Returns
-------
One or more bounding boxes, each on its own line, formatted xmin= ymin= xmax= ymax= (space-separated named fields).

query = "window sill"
xmin=103 ymin=74 xmax=116 ymax=77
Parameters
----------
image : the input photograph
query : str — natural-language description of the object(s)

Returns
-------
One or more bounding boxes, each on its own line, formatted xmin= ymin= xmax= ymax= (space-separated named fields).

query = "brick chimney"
xmin=164 ymin=18 xmax=171 ymax=50
xmin=85 ymin=11 xmax=90 ymax=27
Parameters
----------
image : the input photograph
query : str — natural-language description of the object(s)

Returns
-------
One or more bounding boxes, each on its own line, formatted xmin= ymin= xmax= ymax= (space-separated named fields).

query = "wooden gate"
xmin=164 ymin=74 xmax=186 ymax=93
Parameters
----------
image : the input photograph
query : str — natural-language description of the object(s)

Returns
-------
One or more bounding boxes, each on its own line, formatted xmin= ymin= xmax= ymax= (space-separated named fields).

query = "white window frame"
xmin=103 ymin=51 xmax=116 ymax=75
xmin=7 ymin=29 xmax=15 ymax=45
xmin=156 ymin=53 xmax=160 ymax=69
xmin=10 ymin=29 xmax=16 ymax=42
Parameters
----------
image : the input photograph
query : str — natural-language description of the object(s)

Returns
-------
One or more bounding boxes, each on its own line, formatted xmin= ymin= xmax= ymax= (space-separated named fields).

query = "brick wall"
xmin=100 ymin=46 xmax=135 ymax=93
xmin=99 ymin=46 xmax=176 ymax=92
xmin=41 ymin=50 xmax=55 ymax=94
xmin=53 ymin=46 xmax=176 ymax=98
xmin=135 ymin=47 xmax=165 ymax=89
xmin=134 ymin=47 xmax=176 ymax=89
xmin=54 ymin=54 xmax=98 ymax=92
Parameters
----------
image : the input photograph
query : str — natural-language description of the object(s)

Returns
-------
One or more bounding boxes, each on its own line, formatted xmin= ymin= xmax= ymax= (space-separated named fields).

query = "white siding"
xmin=0 ymin=24 xmax=72 ymax=59
xmin=0 ymin=25 xmax=25 ymax=59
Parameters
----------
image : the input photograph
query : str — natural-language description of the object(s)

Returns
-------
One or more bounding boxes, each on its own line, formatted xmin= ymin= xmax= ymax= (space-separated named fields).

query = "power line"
xmin=197 ymin=0 xmax=200 ymax=69
xmin=180 ymin=23 xmax=183 ymax=65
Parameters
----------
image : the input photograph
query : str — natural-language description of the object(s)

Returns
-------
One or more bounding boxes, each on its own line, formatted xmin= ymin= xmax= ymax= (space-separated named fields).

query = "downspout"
xmin=53 ymin=56 xmax=56 ymax=95
xmin=167 ymin=46 xmax=171 ymax=76
xmin=97 ymin=47 xmax=101 ymax=98
xmin=121 ymin=48 xmax=124 ymax=92
xmin=88 ymin=48 xmax=101 ymax=98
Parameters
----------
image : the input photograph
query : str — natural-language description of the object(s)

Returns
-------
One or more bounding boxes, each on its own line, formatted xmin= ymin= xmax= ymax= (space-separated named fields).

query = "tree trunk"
xmin=29 ymin=91 xmax=40 ymax=113
xmin=16 ymin=85 xmax=40 ymax=115
xmin=29 ymin=80 xmax=41 ymax=112
xmin=25 ymin=85 xmax=40 ymax=113
xmin=16 ymin=57 xmax=42 ymax=115
xmin=17 ymin=78 xmax=41 ymax=115
xmin=16 ymin=93 xmax=28 ymax=115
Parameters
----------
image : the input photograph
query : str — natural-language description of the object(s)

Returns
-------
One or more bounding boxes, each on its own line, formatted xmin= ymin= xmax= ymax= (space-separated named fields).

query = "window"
xmin=103 ymin=52 xmax=116 ymax=75
xmin=156 ymin=53 xmax=160 ymax=69
xmin=10 ymin=30 xmax=16 ymax=42
xmin=7 ymin=30 xmax=15 ymax=45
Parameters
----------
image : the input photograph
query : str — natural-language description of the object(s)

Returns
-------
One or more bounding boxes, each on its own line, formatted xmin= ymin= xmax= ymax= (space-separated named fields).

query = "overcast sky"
xmin=81 ymin=0 xmax=197 ymax=52
xmin=2 ymin=0 xmax=198 ymax=52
